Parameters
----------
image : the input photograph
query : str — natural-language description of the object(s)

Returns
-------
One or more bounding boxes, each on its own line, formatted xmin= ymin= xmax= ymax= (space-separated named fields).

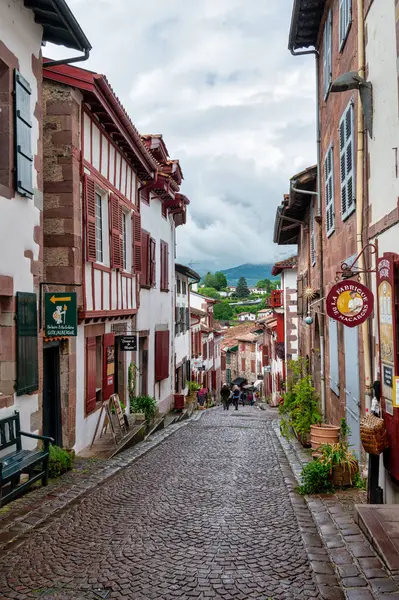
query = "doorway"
xmin=139 ymin=337 xmax=148 ymax=396
xmin=344 ymin=326 xmax=361 ymax=459
xmin=43 ymin=344 xmax=62 ymax=446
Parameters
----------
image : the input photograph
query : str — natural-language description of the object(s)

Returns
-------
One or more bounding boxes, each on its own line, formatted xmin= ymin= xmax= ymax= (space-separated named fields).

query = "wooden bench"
xmin=0 ymin=411 xmax=54 ymax=507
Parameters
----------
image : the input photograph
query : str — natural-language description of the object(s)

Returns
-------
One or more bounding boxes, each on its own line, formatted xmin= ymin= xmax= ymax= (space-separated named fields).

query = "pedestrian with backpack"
xmin=232 ymin=385 xmax=240 ymax=411
xmin=220 ymin=383 xmax=231 ymax=410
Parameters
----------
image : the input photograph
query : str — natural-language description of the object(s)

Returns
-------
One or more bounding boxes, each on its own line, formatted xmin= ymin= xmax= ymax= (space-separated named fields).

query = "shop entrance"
xmin=43 ymin=343 xmax=62 ymax=446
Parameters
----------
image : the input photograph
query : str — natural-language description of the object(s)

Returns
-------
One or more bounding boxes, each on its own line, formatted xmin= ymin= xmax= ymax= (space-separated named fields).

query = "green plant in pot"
xmin=130 ymin=395 xmax=157 ymax=424
xmin=319 ymin=440 xmax=359 ymax=487
xmin=186 ymin=380 xmax=200 ymax=397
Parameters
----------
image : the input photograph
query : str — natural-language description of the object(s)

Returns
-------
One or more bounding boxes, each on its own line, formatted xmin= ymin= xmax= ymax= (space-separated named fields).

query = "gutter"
xmin=43 ymin=48 xmax=90 ymax=68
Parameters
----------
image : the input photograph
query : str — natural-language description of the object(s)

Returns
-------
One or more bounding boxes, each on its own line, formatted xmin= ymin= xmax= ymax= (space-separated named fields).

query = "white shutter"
xmin=339 ymin=0 xmax=352 ymax=50
xmin=323 ymin=10 xmax=332 ymax=98
xmin=310 ymin=202 xmax=316 ymax=266
xmin=329 ymin=318 xmax=340 ymax=396
xmin=325 ymin=145 xmax=335 ymax=236
xmin=339 ymin=101 xmax=355 ymax=220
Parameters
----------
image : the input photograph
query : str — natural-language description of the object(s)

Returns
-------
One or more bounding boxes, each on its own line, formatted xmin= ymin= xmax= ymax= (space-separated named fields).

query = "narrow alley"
xmin=0 ymin=408 xmax=326 ymax=600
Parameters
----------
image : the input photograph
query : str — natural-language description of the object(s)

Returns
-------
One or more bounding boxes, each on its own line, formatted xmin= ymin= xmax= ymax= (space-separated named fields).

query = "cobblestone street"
xmin=0 ymin=408 xmax=335 ymax=599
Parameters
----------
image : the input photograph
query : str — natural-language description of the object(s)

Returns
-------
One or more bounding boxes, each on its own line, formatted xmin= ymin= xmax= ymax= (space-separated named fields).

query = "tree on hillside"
xmin=256 ymin=278 xmax=275 ymax=292
xmin=200 ymin=287 xmax=220 ymax=299
xmin=214 ymin=302 xmax=234 ymax=321
xmin=236 ymin=277 xmax=250 ymax=298
xmin=215 ymin=271 xmax=228 ymax=290
xmin=203 ymin=272 xmax=218 ymax=289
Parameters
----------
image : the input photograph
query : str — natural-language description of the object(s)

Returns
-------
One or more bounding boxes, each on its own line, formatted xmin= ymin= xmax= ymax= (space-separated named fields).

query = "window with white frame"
xmin=122 ymin=212 xmax=127 ymax=270
xmin=310 ymin=202 xmax=316 ymax=266
xmin=325 ymin=145 xmax=335 ymax=236
xmin=339 ymin=101 xmax=355 ymax=220
xmin=95 ymin=192 xmax=103 ymax=263
xmin=339 ymin=0 xmax=352 ymax=50
xmin=323 ymin=10 xmax=332 ymax=98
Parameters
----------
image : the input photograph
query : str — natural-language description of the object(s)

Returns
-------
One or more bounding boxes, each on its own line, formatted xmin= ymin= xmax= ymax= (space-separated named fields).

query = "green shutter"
xmin=226 ymin=369 xmax=231 ymax=383
xmin=14 ymin=70 xmax=33 ymax=198
xmin=226 ymin=351 xmax=231 ymax=365
xmin=16 ymin=292 xmax=38 ymax=395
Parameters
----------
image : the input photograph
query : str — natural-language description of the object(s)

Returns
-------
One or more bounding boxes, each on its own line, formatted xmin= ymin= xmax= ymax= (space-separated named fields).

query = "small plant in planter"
xmin=319 ymin=442 xmax=359 ymax=487
xmin=130 ymin=395 xmax=157 ymax=424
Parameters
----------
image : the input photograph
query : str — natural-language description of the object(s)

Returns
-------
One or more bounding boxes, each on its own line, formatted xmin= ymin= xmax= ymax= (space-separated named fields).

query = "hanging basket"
xmin=360 ymin=414 xmax=389 ymax=455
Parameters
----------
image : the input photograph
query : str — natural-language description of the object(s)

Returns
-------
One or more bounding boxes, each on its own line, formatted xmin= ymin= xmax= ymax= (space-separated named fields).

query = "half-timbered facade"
xmin=0 ymin=1 xmax=90 ymax=447
xmin=42 ymin=64 xmax=157 ymax=451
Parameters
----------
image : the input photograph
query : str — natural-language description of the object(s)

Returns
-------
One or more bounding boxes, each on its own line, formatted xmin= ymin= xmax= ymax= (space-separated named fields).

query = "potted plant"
xmin=310 ymin=423 xmax=340 ymax=450
xmin=319 ymin=442 xmax=359 ymax=487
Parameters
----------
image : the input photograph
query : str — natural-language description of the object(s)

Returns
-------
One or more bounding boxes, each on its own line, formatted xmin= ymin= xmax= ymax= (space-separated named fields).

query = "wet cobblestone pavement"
xmin=0 ymin=408 xmax=336 ymax=600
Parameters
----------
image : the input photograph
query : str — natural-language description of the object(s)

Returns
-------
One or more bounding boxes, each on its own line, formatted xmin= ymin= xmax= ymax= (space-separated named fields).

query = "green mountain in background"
xmin=221 ymin=263 xmax=278 ymax=286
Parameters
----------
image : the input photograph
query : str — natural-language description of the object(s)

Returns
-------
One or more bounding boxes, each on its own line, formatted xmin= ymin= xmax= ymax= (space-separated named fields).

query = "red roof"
xmin=272 ymin=255 xmax=297 ymax=276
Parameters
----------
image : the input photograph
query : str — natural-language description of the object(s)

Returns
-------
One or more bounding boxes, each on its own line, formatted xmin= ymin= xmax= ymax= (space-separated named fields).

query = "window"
xmin=203 ymin=342 xmax=208 ymax=360
xmin=329 ymin=318 xmax=340 ymax=395
xmin=122 ymin=212 xmax=127 ymax=270
xmin=111 ymin=194 xmax=123 ymax=269
xmin=150 ymin=238 xmax=156 ymax=287
xmin=339 ymin=101 xmax=355 ymax=220
xmin=339 ymin=0 xmax=352 ymax=50
xmin=323 ymin=10 xmax=332 ymax=98
xmin=226 ymin=368 xmax=231 ymax=384
xmin=95 ymin=336 xmax=103 ymax=403
xmin=16 ymin=292 xmax=38 ymax=395
xmin=310 ymin=202 xmax=316 ymax=266
xmin=182 ymin=280 xmax=187 ymax=295
xmin=325 ymin=145 xmax=335 ymax=236
xmin=0 ymin=60 xmax=12 ymax=196
xmin=177 ymin=279 xmax=181 ymax=294
xmin=160 ymin=240 xmax=169 ymax=291
xmin=15 ymin=70 xmax=33 ymax=198
xmin=95 ymin=192 xmax=103 ymax=262
xmin=241 ymin=358 xmax=246 ymax=372
xmin=155 ymin=330 xmax=170 ymax=381
xmin=141 ymin=187 xmax=150 ymax=205
xmin=251 ymin=360 xmax=256 ymax=374
xmin=226 ymin=352 xmax=231 ymax=365
xmin=141 ymin=231 xmax=155 ymax=288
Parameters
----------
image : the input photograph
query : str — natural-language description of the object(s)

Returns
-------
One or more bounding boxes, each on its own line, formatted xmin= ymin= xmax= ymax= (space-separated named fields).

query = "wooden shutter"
xmin=203 ymin=341 xmax=207 ymax=360
xmin=186 ymin=307 xmax=190 ymax=332
xmin=84 ymin=175 xmax=97 ymax=262
xmin=339 ymin=0 xmax=351 ymax=49
xmin=150 ymin=237 xmax=156 ymax=287
xmin=251 ymin=360 xmax=256 ymax=373
xmin=111 ymin=195 xmax=122 ymax=269
xmin=325 ymin=145 xmax=335 ymax=236
xmin=85 ymin=337 xmax=97 ymax=414
xmin=132 ymin=212 xmax=142 ymax=273
xmin=221 ymin=353 xmax=226 ymax=370
xmin=102 ymin=332 xmax=115 ymax=401
xmin=339 ymin=101 xmax=355 ymax=220
xmin=328 ymin=318 xmax=340 ymax=395
xmin=262 ymin=344 xmax=269 ymax=366
xmin=323 ymin=10 xmax=332 ymax=98
xmin=211 ymin=370 xmax=217 ymax=390
xmin=16 ymin=292 xmax=38 ymax=395
xmin=226 ymin=351 xmax=231 ymax=365
xmin=175 ymin=306 xmax=180 ymax=335
xmin=155 ymin=330 xmax=170 ymax=381
xmin=241 ymin=358 xmax=246 ymax=372
xmin=14 ymin=70 xmax=33 ymax=198
xmin=141 ymin=230 xmax=150 ymax=287
xmin=160 ymin=241 xmax=169 ymax=291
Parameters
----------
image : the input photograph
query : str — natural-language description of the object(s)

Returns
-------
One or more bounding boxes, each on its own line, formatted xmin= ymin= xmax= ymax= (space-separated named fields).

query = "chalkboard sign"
xmin=120 ymin=335 xmax=137 ymax=351
xmin=110 ymin=394 xmax=126 ymax=431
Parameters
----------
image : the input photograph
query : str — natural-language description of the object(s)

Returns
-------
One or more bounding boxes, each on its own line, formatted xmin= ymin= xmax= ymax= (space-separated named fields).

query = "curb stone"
xmin=273 ymin=420 xmax=399 ymax=600
xmin=0 ymin=410 xmax=205 ymax=556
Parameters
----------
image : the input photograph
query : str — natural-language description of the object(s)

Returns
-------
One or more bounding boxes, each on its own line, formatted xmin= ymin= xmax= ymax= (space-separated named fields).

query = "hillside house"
xmin=237 ymin=312 xmax=256 ymax=322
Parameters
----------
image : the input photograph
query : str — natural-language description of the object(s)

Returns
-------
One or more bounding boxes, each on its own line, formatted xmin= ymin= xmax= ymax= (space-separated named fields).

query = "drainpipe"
xmin=290 ymin=47 xmax=326 ymax=420
xmin=355 ymin=0 xmax=372 ymax=411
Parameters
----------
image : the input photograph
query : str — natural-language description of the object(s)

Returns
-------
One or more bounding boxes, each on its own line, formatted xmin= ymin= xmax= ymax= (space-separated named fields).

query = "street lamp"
xmin=330 ymin=71 xmax=373 ymax=137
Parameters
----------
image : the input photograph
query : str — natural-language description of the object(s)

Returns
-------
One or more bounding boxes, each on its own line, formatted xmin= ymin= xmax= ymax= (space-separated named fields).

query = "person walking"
xmin=220 ymin=384 xmax=231 ymax=410
xmin=232 ymin=385 xmax=240 ymax=411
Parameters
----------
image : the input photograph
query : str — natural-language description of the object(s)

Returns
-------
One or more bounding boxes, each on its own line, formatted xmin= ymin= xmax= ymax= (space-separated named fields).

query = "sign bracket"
xmin=335 ymin=242 xmax=378 ymax=281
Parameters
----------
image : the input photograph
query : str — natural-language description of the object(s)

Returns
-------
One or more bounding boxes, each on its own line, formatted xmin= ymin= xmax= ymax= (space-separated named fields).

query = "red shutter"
xmin=160 ymin=240 xmax=169 ymax=291
xmin=102 ymin=332 xmax=115 ymax=401
xmin=111 ymin=194 xmax=122 ymax=269
xmin=150 ymin=237 xmax=156 ymax=287
xmin=133 ymin=212 xmax=142 ymax=274
xmin=211 ymin=370 xmax=217 ymax=390
xmin=221 ymin=353 xmax=226 ymax=370
xmin=251 ymin=360 xmax=256 ymax=373
xmin=85 ymin=175 xmax=97 ymax=262
xmin=155 ymin=330 xmax=170 ymax=381
xmin=262 ymin=344 xmax=269 ymax=366
xmin=141 ymin=230 xmax=150 ymax=287
xmin=241 ymin=358 xmax=246 ymax=372
xmin=160 ymin=242 xmax=164 ymax=290
xmin=203 ymin=342 xmax=207 ymax=360
xmin=85 ymin=337 xmax=97 ymax=414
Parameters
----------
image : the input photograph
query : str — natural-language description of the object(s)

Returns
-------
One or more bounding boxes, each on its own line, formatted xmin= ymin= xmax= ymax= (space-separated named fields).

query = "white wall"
xmin=0 ymin=1 xmax=43 ymax=444
xmin=282 ymin=268 xmax=298 ymax=360
xmin=175 ymin=272 xmax=190 ymax=366
xmin=137 ymin=194 xmax=175 ymax=413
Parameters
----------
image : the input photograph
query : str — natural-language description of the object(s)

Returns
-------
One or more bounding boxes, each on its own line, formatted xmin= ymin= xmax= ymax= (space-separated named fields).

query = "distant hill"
xmin=221 ymin=264 xmax=278 ymax=286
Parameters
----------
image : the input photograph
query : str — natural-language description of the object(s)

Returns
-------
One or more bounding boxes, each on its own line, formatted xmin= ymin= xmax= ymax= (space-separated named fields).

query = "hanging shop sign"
xmin=119 ymin=335 xmax=137 ymax=352
xmin=326 ymin=280 xmax=374 ymax=328
xmin=44 ymin=292 xmax=77 ymax=337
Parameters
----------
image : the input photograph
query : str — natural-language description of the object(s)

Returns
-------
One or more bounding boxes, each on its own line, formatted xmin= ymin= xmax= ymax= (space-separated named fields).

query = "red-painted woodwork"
xmin=174 ymin=394 xmax=185 ymax=410
xmin=262 ymin=344 xmax=269 ymax=366
xmin=160 ymin=240 xmax=169 ymax=291
xmin=133 ymin=212 xmax=142 ymax=273
xmin=111 ymin=194 xmax=122 ymax=269
xmin=211 ymin=370 xmax=217 ymax=390
xmin=251 ymin=360 xmax=256 ymax=374
xmin=141 ymin=230 xmax=150 ymax=287
xmin=85 ymin=337 xmax=97 ymax=414
xmin=102 ymin=332 xmax=115 ymax=401
xmin=85 ymin=175 xmax=97 ymax=262
xmin=221 ymin=353 xmax=226 ymax=371
xmin=155 ymin=330 xmax=170 ymax=381
xmin=150 ymin=237 xmax=156 ymax=287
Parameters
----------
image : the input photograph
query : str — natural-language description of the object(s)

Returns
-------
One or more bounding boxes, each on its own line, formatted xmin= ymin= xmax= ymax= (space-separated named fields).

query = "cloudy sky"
xmin=49 ymin=0 xmax=316 ymax=270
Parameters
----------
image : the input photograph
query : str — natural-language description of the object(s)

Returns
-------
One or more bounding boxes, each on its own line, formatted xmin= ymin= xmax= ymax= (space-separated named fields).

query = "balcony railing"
xmin=270 ymin=289 xmax=283 ymax=308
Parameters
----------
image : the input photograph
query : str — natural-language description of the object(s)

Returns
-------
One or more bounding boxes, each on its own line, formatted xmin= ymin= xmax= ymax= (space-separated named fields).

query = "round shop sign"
xmin=326 ymin=280 xmax=374 ymax=328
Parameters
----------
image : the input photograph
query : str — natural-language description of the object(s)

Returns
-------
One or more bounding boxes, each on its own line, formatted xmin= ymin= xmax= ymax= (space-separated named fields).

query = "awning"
xmin=232 ymin=377 xmax=247 ymax=386
xmin=254 ymin=380 xmax=263 ymax=389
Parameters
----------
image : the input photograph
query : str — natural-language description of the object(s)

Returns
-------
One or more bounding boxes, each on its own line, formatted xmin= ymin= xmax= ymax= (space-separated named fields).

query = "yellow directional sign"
xmin=44 ymin=292 xmax=77 ymax=337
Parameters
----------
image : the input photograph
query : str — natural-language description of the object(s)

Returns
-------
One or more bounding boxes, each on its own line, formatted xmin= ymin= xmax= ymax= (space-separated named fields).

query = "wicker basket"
xmin=331 ymin=463 xmax=358 ymax=487
xmin=360 ymin=414 xmax=389 ymax=455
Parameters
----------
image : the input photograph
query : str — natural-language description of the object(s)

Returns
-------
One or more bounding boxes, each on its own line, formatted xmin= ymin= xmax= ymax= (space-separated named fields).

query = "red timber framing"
xmin=42 ymin=63 xmax=155 ymax=323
